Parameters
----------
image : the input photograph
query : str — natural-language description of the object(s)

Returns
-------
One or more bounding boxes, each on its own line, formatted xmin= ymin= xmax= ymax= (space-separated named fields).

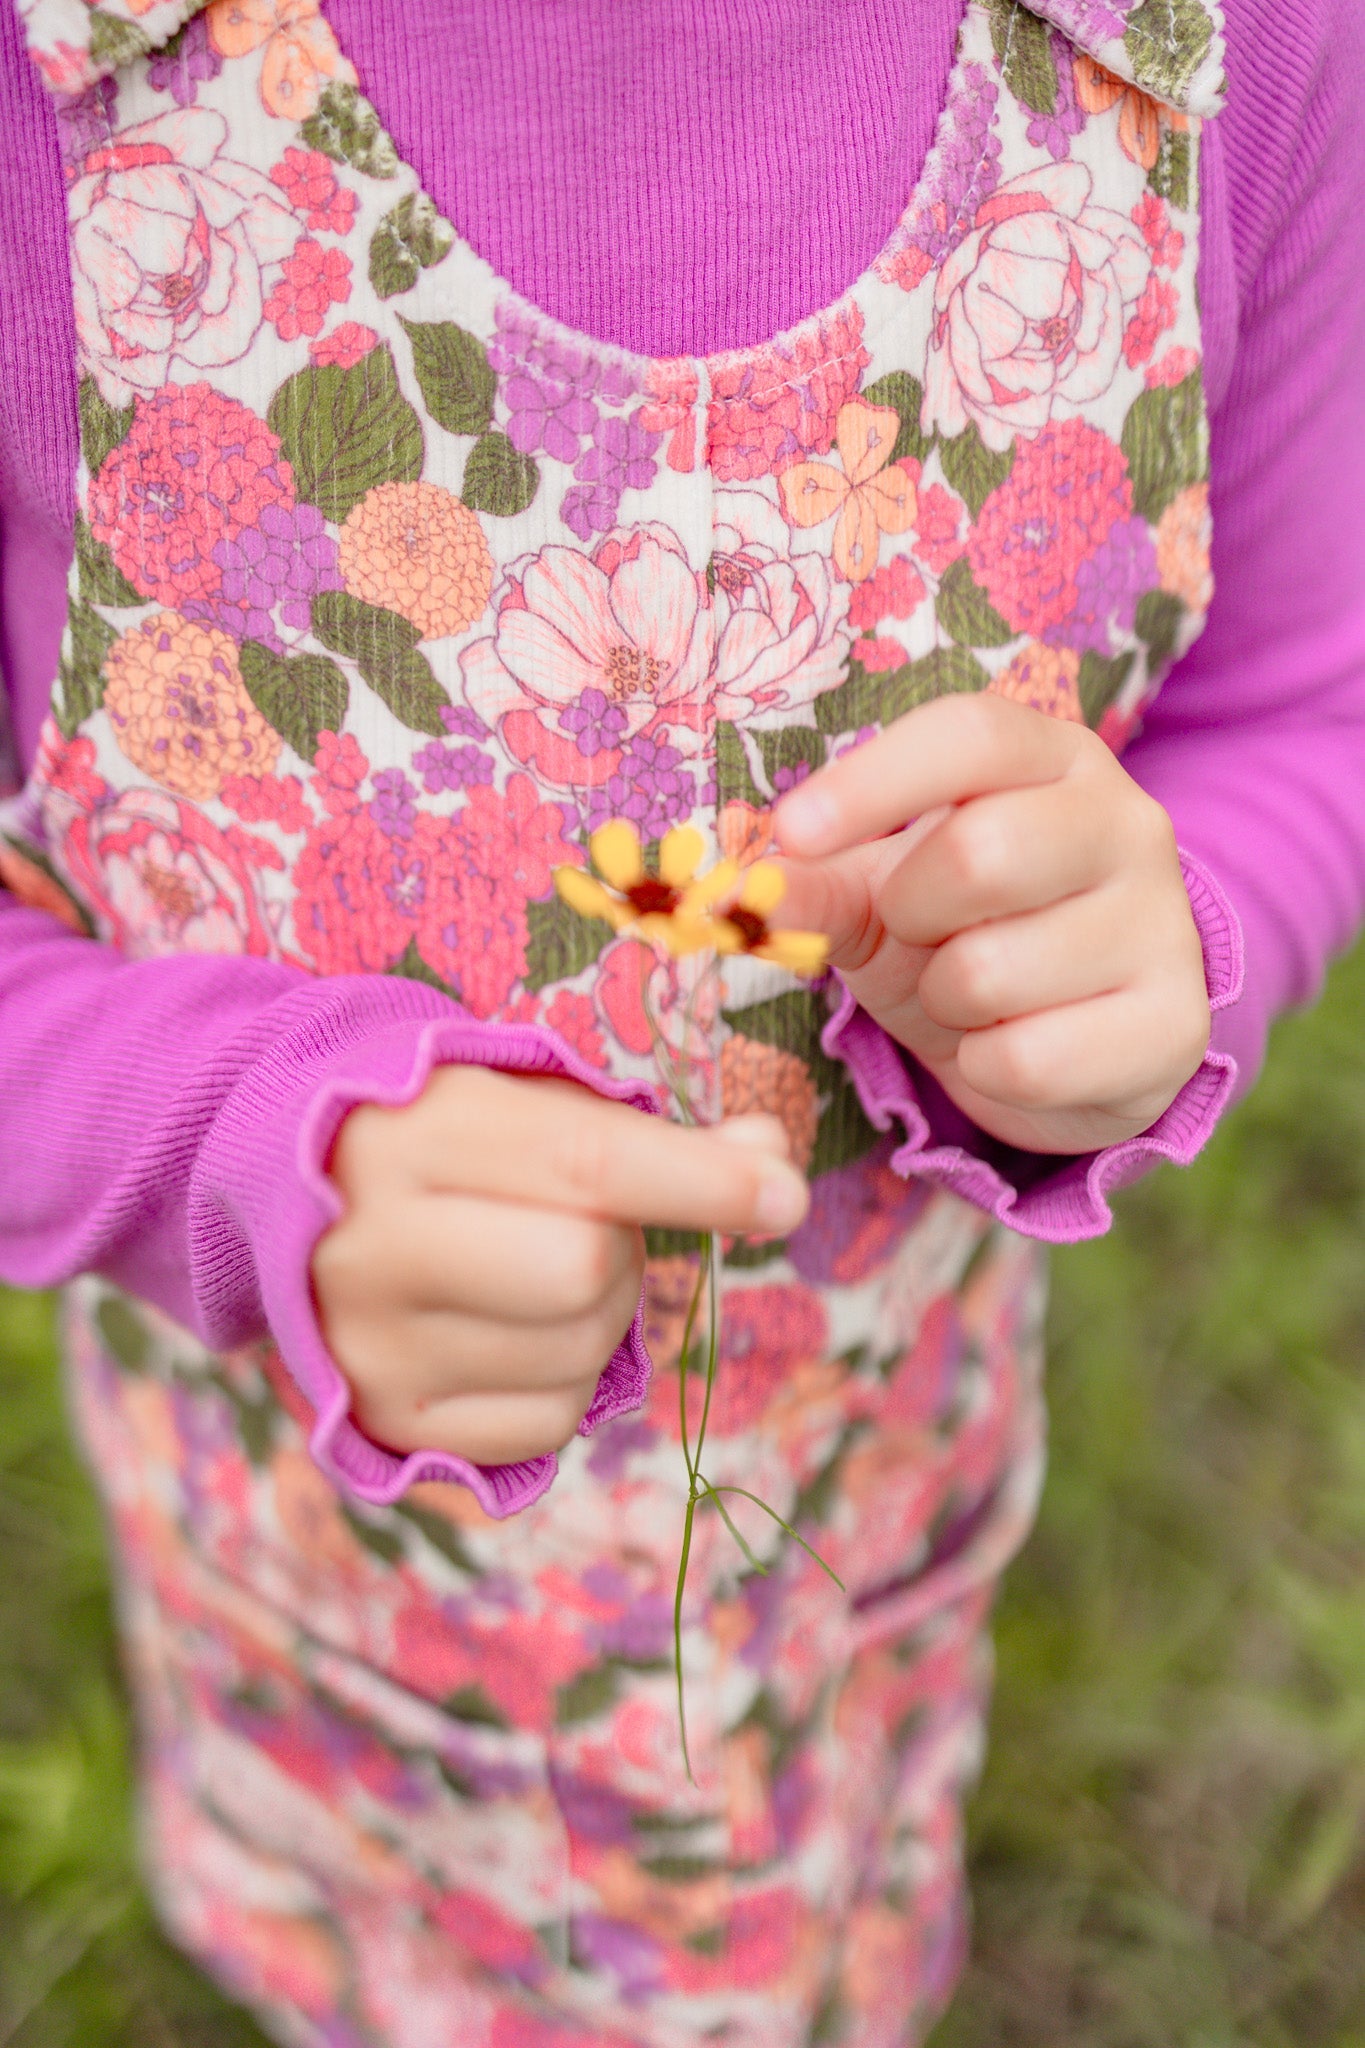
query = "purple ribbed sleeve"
xmin=1 ymin=0 xmax=1363 ymax=1511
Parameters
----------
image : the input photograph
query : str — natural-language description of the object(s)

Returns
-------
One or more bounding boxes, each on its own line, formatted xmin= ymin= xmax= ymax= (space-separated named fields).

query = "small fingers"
xmin=953 ymin=984 xmax=1210 ymax=1124
xmin=916 ymin=888 xmax=1136 ymax=1031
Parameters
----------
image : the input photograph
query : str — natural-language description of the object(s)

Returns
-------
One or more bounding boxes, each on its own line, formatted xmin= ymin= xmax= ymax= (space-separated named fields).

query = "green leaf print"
xmin=55 ymin=600 xmax=116 ymax=740
xmin=386 ymin=937 xmax=459 ymax=998
xmin=369 ymin=191 xmax=455 ymax=299
xmin=87 ymin=13 xmax=151 ymax=69
xmin=1077 ymin=649 xmax=1135 ymax=727
xmin=714 ymin=719 xmax=766 ymax=807
xmin=462 ymin=432 xmax=540 ymax=517
xmin=814 ymin=646 xmax=989 ymax=737
xmin=300 ymin=81 xmax=400 ymax=178
xmin=1123 ymin=0 xmax=1215 ymax=107
xmin=399 ymin=317 xmax=496 ymax=437
xmin=1148 ymin=128 xmax=1193 ymax=210
xmin=557 ymin=1663 xmax=621 ymax=1727
xmin=755 ymin=727 xmax=827 ymax=789
xmin=77 ymin=377 xmax=133 ymax=480
xmin=443 ymin=1684 xmax=510 ymax=1729
xmin=238 ymin=639 xmax=349 ymax=763
xmin=310 ymin=590 xmax=452 ymax=735
xmin=861 ymin=371 xmax=934 ymax=470
xmin=1135 ymin=587 xmax=1187 ymax=671
xmin=94 ymin=1296 xmax=150 ymax=1373
xmin=522 ymin=895 xmax=614 ymax=994
xmin=74 ymin=516 xmax=141 ymax=609
xmin=935 ymin=555 xmax=1015 ymax=648
xmin=1121 ymin=370 xmax=1207 ymax=525
xmin=987 ymin=0 xmax=1059 ymax=116
xmin=268 ymin=343 xmax=424 ymax=524
xmin=938 ymin=420 xmax=1015 ymax=520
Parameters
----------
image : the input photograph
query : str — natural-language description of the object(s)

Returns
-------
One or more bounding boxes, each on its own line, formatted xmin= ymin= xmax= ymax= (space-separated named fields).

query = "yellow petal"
xmin=759 ymin=930 xmax=830 ymax=976
xmin=591 ymin=819 xmax=644 ymax=890
xmin=659 ymin=824 xmax=705 ymax=887
xmin=739 ymin=861 xmax=786 ymax=915
xmin=835 ymin=398 xmax=901 ymax=486
xmin=555 ymin=866 xmax=625 ymax=927
xmin=778 ymin=460 xmax=850 ymax=530
xmin=682 ymin=858 xmax=741 ymax=912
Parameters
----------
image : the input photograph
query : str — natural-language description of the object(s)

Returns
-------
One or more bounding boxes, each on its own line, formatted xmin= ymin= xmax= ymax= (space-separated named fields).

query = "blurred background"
xmin=3 ymin=945 xmax=1365 ymax=2047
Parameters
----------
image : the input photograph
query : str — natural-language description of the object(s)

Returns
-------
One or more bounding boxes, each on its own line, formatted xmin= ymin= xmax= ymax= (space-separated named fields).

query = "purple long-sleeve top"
xmin=1 ymin=0 xmax=1363 ymax=1505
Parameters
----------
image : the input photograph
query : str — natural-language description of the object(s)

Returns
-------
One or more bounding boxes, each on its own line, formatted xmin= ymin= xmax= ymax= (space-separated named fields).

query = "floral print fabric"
xmin=5 ymin=0 xmax=1219 ymax=2041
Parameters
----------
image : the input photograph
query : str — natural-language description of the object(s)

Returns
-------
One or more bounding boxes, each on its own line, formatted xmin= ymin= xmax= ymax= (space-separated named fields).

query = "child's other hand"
xmin=314 ymin=1070 xmax=807 ymax=1466
xmin=774 ymin=693 xmax=1210 ymax=1157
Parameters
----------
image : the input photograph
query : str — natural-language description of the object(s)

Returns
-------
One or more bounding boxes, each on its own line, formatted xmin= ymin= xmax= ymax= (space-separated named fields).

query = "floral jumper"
xmin=4 ymin=0 xmax=1223 ymax=2041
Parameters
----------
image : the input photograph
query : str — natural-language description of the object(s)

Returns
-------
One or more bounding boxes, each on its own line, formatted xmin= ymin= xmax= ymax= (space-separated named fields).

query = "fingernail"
xmin=754 ymin=1166 xmax=808 ymax=1235
xmin=776 ymin=785 xmax=836 ymax=852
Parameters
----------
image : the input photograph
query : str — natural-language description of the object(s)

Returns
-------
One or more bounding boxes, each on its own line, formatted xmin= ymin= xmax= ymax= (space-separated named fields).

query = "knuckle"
xmin=944 ymin=809 xmax=1010 ymax=897
xmin=542 ymin=1218 xmax=621 ymax=1316
xmin=981 ymin=1027 xmax=1053 ymax=1108
xmin=945 ymin=931 xmax=1002 ymax=1016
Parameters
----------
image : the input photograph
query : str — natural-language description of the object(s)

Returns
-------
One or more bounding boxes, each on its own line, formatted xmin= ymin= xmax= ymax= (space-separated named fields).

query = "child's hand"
xmin=774 ymin=693 xmax=1210 ymax=1157
xmin=314 ymin=1069 xmax=807 ymax=1466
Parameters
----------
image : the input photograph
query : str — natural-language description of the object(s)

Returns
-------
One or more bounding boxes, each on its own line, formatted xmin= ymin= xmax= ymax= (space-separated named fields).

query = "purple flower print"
xmin=563 ymin=415 xmax=661 ymax=539
xmin=888 ymin=64 xmax=1003 ymax=276
xmin=559 ymin=687 xmax=629 ymax=760
xmin=502 ymin=370 xmax=599 ymax=463
xmin=1026 ymin=38 xmax=1087 ymax=162
xmin=584 ymin=1414 xmax=657 ymax=1481
xmin=1046 ymin=516 xmax=1159 ymax=654
xmin=147 ymin=17 xmax=223 ymax=106
xmin=55 ymin=76 xmax=116 ymax=174
xmin=411 ymin=738 xmax=495 ymax=795
xmin=585 ymin=731 xmax=697 ymax=841
xmin=194 ymin=502 xmax=343 ymax=650
xmin=570 ymin=1914 xmax=665 ymax=2000
xmin=368 ymin=768 xmax=418 ymax=840
xmin=440 ymin=704 xmax=488 ymax=739
xmin=772 ymin=760 xmax=813 ymax=797
xmin=1051 ymin=0 xmax=1132 ymax=42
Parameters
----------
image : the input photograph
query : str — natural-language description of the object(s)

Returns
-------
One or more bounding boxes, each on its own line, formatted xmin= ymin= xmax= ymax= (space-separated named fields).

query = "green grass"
xmin=4 ymin=947 xmax=1365 ymax=2042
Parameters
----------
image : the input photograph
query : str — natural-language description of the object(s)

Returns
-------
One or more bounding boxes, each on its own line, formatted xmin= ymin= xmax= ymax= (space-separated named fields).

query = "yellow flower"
xmin=777 ymin=398 xmax=917 ymax=584
xmin=555 ymin=820 xmax=828 ymax=976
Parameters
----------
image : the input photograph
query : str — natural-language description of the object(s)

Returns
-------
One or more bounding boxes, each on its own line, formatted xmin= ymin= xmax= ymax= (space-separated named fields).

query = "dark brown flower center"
xmin=724 ymin=904 xmax=768 ymax=951
xmin=626 ymin=878 xmax=681 ymax=916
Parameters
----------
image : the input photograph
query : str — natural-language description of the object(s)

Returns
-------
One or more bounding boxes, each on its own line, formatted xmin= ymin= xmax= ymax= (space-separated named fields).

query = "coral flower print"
xmin=268 ymin=148 xmax=356 ymax=233
xmin=69 ymin=108 xmax=300 ymax=405
xmin=778 ymin=399 xmax=917 ymax=584
xmin=706 ymin=306 xmax=869 ymax=483
xmin=263 ymin=238 xmax=352 ymax=341
xmin=968 ymin=418 xmax=1132 ymax=636
xmin=90 ymin=385 xmax=294 ymax=610
xmin=103 ymin=611 xmax=280 ymax=798
xmin=721 ymin=1036 xmax=820 ymax=1171
xmin=206 ymin=0 xmax=341 ymax=121
xmin=338 ymin=483 xmax=493 ymax=640
xmin=1157 ymin=482 xmax=1213 ymax=612
xmin=923 ymin=162 xmax=1151 ymax=451
xmin=1074 ymin=55 xmax=1164 ymax=170
xmin=310 ymin=321 xmax=378 ymax=369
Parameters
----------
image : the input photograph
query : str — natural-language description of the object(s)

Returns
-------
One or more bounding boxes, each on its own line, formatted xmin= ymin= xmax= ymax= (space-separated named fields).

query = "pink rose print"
xmin=923 ymin=162 xmax=1152 ymax=452
xmin=62 ymin=786 xmax=282 ymax=959
xmin=264 ymin=238 xmax=352 ymax=341
xmin=705 ymin=305 xmax=870 ymax=482
xmin=458 ymin=527 xmax=711 ymax=789
xmin=89 ymin=384 xmax=294 ymax=610
xmin=69 ymin=108 xmax=301 ymax=406
xmin=268 ymin=146 xmax=357 ymax=233
xmin=309 ymin=320 xmax=378 ymax=368
xmin=706 ymin=489 xmax=855 ymax=721
xmin=967 ymin=419 xmax=1132 ymax=638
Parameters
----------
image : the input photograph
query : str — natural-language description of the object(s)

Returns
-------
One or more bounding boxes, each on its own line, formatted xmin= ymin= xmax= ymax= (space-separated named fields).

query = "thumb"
xmin=772 ymin=839 xmax=907 ymax=972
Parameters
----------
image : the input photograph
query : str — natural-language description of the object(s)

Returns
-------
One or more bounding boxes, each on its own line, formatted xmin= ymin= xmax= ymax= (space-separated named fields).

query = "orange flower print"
xmin=1073 ymin=55 xmax=1167 ymax=172
xmin=206 ymin=0 xmax=341 ymax=121
xmin=721 ymin=1036 xmax=820 ymax=1171
xmin=988 ymin=643 xmax=1083 ymax=722
xmin=103 ymin=612 xmax=280 ymax=799
xmin=778 ymin=399 xmax=916 ymax=584
xmin=338 ymin=482 xmax=493 ymax=640
xmin=1156 ymin=482 xmax=1213 ymax=614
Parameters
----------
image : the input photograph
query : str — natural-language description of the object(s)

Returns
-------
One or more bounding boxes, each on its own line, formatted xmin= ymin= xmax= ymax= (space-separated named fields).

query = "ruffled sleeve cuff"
xmin=821 ymin=848 xmax=1245 ymax=1244
xmin=198 ymin=987 xmax=657 ymax=1519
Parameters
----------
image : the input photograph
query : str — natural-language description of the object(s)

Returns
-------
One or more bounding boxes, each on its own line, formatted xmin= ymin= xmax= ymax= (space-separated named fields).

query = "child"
xmin=0 ymin=0 xmax=1362 ymax=2041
